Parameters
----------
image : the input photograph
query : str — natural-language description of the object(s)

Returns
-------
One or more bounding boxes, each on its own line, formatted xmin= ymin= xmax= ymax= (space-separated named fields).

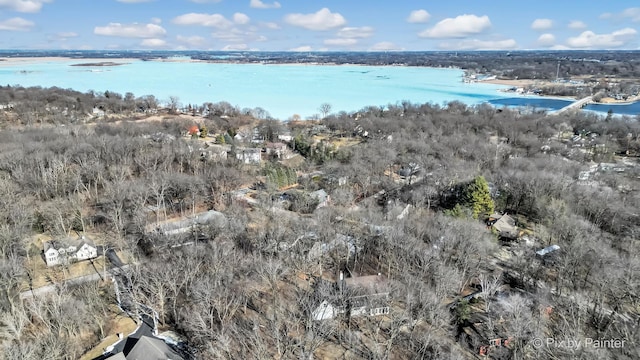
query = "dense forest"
xmin=0 ymin=86 xmax=639 ymax=359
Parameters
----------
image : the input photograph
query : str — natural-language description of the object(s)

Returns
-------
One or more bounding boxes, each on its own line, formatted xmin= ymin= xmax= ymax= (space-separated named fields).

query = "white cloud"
xmin=537 ymin=33 xmax=555 ymax=47
xmin=568 ymin=20 xmax=586 ymax=30
xmin=284 ymin=8 xmax=346 ymax=31
xmin=600 ymin=8 xmax=640 ymax=22
xmin=57 ymin=31 xmax=78 ymax=38
xmin=438 ymin=38 xmax=517 ymax=50
xmin=233 ymin=13 xmax=250 ymax=25
xmin=0 ymin=17 xmax=34 ymax=31
xmin=94 ymin=22 xmax=166 ymax=38
xmin=211 ymin=28 xmax=266 ymax=43
xmin=140 ymin=38 xmax=166 ymax=48
xmin=324 ymin=38 xmax=357 ymax=46
xmin=622 ymin=7 xmax=640 ymax=22
xmin=531 ymin=18 xmax=553 ymax=31
xmin=176 ymin=35 xmax=207 ymax=48
xmin=250 ymin=0 xmax=280 ymax=9
xmin=407 ymin=9 xmax=430 ymax=24
xmin=566 ymin=28 xmax=637 ymax=48
xmin=151 ymin=17 xmax=162 ymax=24
xmin=419 ymin=14 xmax=491 ymax=38
xmin=50 ymin=31 xmax=78 ymax=41
xmin=173 ymin=13 xmax=233 ymax=29
xmin=222 ymin=43 xmax=249 ymax=51
xmin=369 ymin=41 xmax=404 ymax=51
xmin=599 ymin=12 xmax=613 ymax=20
xmin=289 ymin=45 xmax=312 ymax=52
xmin=337 ymin=26 xmax=373 ymax=39
xmin=0 ymin=0 xmax=51 ymax=13
xmin=261 ymin=21 xmax=280 ymax=29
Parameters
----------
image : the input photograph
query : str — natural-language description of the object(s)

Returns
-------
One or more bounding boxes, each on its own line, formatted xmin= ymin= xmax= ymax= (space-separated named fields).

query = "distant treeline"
xmin=4 ymin=50 xmax=640 ymax=80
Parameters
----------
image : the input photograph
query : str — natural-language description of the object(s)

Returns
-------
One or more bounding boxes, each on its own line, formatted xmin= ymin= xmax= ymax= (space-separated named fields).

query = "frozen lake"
xmin=0 ymin=59 xmax=507 ymax=119
xmin=2 ymin=58 xmax=634 ymax=119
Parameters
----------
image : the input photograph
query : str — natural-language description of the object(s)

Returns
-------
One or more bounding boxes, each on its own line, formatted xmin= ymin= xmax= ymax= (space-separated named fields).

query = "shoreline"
xmin=0 ymin=57 xmax=139 ymax=67
xmin=0 ymin=56 xmax=461 ymax=70
xmin=480 ymin=78 xmax=640 ymax=105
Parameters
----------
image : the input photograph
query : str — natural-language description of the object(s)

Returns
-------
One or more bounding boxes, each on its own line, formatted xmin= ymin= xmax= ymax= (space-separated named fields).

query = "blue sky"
xmin=0 ymin=0 xmax=639 ymax=51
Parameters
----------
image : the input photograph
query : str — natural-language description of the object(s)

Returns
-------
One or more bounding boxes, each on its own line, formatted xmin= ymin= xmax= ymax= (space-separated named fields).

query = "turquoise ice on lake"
xmin=0 ymin=59 xmax=509 ymax=119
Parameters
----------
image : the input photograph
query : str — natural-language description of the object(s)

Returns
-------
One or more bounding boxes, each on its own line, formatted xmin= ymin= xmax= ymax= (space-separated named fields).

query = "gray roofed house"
xmin=125 ymin=336 xmax=183 ymax=360
xmin=149 ymin=210 xmax=227 ymax=236
xmin=312 ymin=273 xmax=390 ymax=320
xmin=307 ymin=234 xmax=356 ymax=261
xmin=43 ymin=235 xmax=98 ymax=267
xmin=102 ymin=335 xmax=183 ymax=360
xmin=104 ymin=354 xmax=126 ymax=360
xmin=487 ymin=213 xmax=519 ymax=239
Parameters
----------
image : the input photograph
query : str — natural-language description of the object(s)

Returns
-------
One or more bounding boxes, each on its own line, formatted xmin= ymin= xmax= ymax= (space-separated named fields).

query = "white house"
xmin=235 ymin=147 xmax=262 ymax=164
xmin=312 ymin=300 xmax=344 ymax=321
xmin=43 ymin=236 xmax=98 ymax=267
xmin=312 ymin=272 xmax=390 ymax=321
xmin=264 ymin=142 xmax=292 ymax=159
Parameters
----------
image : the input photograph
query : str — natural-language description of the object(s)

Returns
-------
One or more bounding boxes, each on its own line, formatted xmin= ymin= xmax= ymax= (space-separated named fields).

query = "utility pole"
xmin=556 ymin=61 xmax=560 ymax=81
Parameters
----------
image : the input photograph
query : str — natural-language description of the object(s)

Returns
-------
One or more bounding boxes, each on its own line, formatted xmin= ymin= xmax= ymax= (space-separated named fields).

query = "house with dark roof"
xmin=97 ymin=314 xmax=185 ymax=360
xmin=101 ymin=335 xmax=183 ymax=360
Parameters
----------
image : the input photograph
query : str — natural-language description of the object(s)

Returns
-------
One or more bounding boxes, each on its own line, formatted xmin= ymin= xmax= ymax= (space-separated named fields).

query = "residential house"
xmin=43 ymin=236 xmax=98 ymax=267
xmin=103 ymin=335 xmax=183 ymax=360
xmin=486 ymin=213 xmax=519 ymax=240
xmin=201 ymin=143 xmax=230 ymax=161
xmin=307 ymin=234 xmax=356 ymax=261
xmin=149 ymin=210 xmax=226 ymax=237
xmin=312 ymin=272 xmax=390 ymax=321
xmin=264 ymin=142 xmax=292 ymax=159
xmin=277 ymin=133 xmax=293 ymax=142
xmin=92 ymin=107 xmax=105 ymax=118
xmin=235 ymin=147 xmax=262 ymax=164
xmin=310 ymin=189 xmax=330 ymax=209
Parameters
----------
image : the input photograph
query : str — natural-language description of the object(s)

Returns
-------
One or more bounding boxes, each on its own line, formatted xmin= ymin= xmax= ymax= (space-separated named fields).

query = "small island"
xmin=71 ymin=61 xmax=128 ymax=67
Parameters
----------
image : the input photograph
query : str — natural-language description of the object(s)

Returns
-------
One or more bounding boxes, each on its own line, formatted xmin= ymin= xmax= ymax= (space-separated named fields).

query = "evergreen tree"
xmin=463 ymin=175 xmax=494 ymax=219
xmin=199 ymin=125 xmax=208 ymax=138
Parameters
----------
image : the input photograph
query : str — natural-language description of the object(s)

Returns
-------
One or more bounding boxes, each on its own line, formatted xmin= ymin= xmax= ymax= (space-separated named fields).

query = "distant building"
xmin=235 ymin=147 xmax=262 ymax=164
xmin=312 ymin=272 xmax=390 ymax=321
xmin=43 ymin=236 xmax=98 ymax=267
xmin=148 ymin=210 xmax=227 ymax=236
xmin=201 ymin=144 xmax=230 ymax=161
xmin=264 ymin=142 xmax=292 ymax=159
xmin=307 ymin=234 xmax=356 ymax=261
xmin=310 ymin=189 xmax=330 ymax=209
